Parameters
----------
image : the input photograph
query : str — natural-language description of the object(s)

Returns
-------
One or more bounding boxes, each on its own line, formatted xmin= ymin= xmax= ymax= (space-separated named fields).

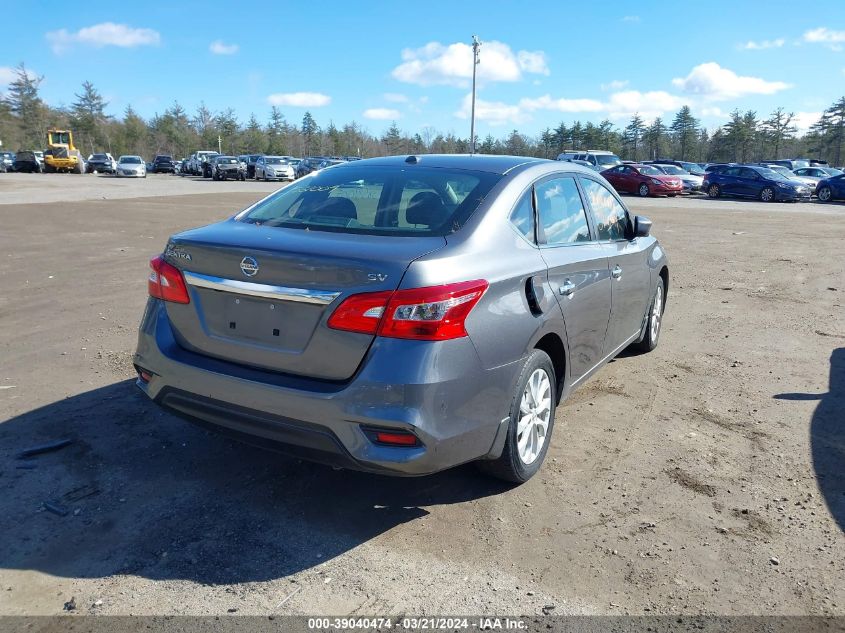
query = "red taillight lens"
xmin=362 ymin=427 xmax=421 ymax=447
xmin=326 ymin=290 xmax=392 ymax=335
xmin=327 ymin=280 xmax=488 ymax=341
xmin=148 ymin=255 xmax=190 ymax=304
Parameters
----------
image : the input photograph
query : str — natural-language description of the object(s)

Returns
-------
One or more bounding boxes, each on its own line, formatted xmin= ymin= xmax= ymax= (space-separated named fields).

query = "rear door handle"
xmin=559 ymin=280 xmax=576 ymax=296
xmin=611 ymin=265 xmax=623 ymax=280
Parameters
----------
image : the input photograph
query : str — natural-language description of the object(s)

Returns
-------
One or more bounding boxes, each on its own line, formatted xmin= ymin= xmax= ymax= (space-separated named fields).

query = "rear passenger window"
xmin=509 ymin=190 xmax=535 ymax=241
xmin=580 ymin=178 xmax=630 ymax=241
xmin=535 ymin=177 xmax=591 ymax=245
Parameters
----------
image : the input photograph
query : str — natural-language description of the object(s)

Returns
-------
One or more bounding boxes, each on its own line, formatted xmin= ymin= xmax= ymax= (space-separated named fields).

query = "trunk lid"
xmin=163 ymin=220 xmax=446 ymax=380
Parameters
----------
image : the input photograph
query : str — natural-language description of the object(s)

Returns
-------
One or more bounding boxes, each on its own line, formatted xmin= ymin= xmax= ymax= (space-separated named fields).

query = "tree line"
xmin=1 ymin=64 xmax=843 ymax=166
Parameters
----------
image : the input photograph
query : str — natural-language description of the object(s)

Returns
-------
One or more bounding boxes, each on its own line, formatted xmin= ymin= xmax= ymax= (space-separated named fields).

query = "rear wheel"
xmin=477 ymin=349 xmax=556 ymax=483
xmin=635 ymin=276 xmax=664 ymax=353
xmin=817 ymin=186 xmax=832 ymax=202
xmin=638 ymin=183 xmax=650 ymax=197
xmin=760 ymin=187 xmax=775 ymax=202
xmin=707 ymin=184 xmax=721 ymax=198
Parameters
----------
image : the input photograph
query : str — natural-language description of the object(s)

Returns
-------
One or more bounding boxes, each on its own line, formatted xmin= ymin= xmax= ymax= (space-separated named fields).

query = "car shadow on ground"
xmin=774 ymin=347 xmax=844 ymax=533
xmin=0 ymin=380 xmax=511 ymax=585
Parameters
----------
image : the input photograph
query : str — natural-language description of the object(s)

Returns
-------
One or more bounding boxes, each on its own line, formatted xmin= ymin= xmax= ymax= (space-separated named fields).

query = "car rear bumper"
xmin=133 ymin=299 xmax=518 ymax=476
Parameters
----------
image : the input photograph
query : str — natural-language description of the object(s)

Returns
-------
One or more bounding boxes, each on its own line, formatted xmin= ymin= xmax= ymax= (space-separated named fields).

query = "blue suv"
xmin=816 ymin=174 xmax=845 ymax=203
xmin=703 ymin=165 xmax=811 ymax=202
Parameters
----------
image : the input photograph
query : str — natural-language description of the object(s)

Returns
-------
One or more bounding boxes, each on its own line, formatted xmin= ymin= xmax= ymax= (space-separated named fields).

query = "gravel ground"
xmin=0 ymin=173 xmax=843 ymax=617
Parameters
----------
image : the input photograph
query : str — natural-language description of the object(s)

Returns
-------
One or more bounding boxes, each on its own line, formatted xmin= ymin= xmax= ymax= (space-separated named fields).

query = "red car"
xmin=601 ymin=163 xmax=683 ymax=197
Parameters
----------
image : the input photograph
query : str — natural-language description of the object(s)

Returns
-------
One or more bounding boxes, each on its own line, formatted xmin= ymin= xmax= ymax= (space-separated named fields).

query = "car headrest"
xmin=406 ymin=192 xmax=447 ymax=227
xmin=310 ymin=197 xmax=357 ymax=220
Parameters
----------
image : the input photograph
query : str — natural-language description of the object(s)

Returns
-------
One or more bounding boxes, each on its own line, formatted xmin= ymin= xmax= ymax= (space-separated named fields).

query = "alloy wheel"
xmin=650 ymin=284 xmax=663 ymax=341
xmin=517 ymin=368 xmax=552 ymax=465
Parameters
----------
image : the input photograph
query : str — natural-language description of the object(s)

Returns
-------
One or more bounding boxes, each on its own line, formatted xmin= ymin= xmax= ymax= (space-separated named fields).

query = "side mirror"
xmin=634 ymin=215 xmax=652 ymax=238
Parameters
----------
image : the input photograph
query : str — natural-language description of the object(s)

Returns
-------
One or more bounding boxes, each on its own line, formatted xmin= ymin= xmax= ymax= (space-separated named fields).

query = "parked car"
xmin=757 ymin=164 xmax=817 ymax=190
xmin=152 ymin=155 xmax=176 ymax=173
xmin=173 ymin=160 xmax=183 ymax=173
xmin=84 ymin=153 xmax=116 ymax=174
xmin=238 ymin=154 xmax=264 ymax=179
xmin=1 ymin=151 xmax=16 ymax=172
xmin=816 ymin=174 xmax=845 ymax=203
xmin=188 ymin=151 xmax=218 ymax=176
xmin=557 ymin=150 xmax=622 ymax=171
xmin=255 ymin=155 xmax=296 ymax=181
xmin=651 ymin=163 xmax=703 ymax=193
xmin=644 ymin=159 xmax=705 ymax=176
xmin=703 ymin=165 xmax=811 ymax=201
xmin=295 ymin=156 xmax=329 ymax=178
xmin=762 ymin=159 xmax=811 ymax=171
xmin=561 ymin=158 xmax=601 ymax=171
xmin=116 ymin=155 xmax=147 ymax=178
xmin=134 ymin=155 xmax=668 ymax=482
xmin=12 ymin=150 xmax=42 ymax=173
xmin=200 ymin=152 xmax=220 ymax=178
xmin=211 ymin=155 xmax=246 ymax=181
xmin=793 ymin=166 xmax=843 ymax=189
xmin=601 ymin=163 xmax=683 ymax=197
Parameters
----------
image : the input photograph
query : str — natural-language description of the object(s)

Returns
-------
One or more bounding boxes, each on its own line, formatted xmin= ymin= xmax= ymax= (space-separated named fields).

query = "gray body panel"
xmin=135 ymin=154 xmax=669 ymax=475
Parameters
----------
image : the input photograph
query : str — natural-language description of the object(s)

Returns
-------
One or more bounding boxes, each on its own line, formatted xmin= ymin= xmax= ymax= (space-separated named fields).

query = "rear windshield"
xmin=638 ymin=165 xmax=663 ymax=176
xmin=218 ymin=157 xmax=238 ymax=164
xmin=92 ymin=154 xmax=107 ymax=160
xmin=239 ymin=165 xmax=502 ymax=236
xmin=120 ymin=156 xmax=142 ymax=164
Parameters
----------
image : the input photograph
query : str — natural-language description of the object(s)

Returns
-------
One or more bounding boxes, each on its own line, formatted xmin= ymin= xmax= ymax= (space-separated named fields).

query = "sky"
xmin=2 ymin=1 xmax=844 ymax=138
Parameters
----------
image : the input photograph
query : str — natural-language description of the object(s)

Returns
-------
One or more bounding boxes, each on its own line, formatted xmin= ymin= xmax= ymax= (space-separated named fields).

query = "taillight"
xmin=328 ymin=280 xmax=488 ymax=341
xmin=148 ymin=255 xmax=190 ymax=304
xmin=362 ymin=427 xmax=421 ymax=447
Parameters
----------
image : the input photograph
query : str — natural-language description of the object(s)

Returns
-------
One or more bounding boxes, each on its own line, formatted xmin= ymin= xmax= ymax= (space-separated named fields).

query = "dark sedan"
xmin=152 ymin=155 xmax=176 ymax=173
xmin=86 ymin=153 xmax=116 ymax=174
xmin=703 ymin=165 xmax=812 ymax=202
xmin=601 ymin=163 xmax=683 ymax=197
xmin=816 ymin=174 xmax=845 ymax=203
xmin=12 ymin=151 xmax=42 ymax=173
xmin=211 ymin=155 xmax=246 ymax=181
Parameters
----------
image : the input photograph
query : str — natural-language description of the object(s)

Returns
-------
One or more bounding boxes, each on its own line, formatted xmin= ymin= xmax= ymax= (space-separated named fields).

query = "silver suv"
xmin=134 ymin=155 xmax=668 ymax=482
xmin=557 ymin=150 xmax=622 ymax=171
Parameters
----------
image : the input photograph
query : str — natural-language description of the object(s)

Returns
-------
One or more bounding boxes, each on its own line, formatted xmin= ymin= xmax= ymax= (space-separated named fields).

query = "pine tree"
xmin=382 ymin=122 xmax=403 ymax=155
xmin=670 ymin=106 xmax=699 ymax=160
xmin=622 ymin=114 xmax=646 ymax=161
xmin=760 ymin=108 xmax=796 ymax=160
xmin=301 ymin=112 xmax=318 ymax=155
xmin=642 ymin=117 xmax=668 ymax=160
xmin=2 ymin=63 xmax=46 ymax=148
xmin=266 ymin=107 xmax=287 ymax=155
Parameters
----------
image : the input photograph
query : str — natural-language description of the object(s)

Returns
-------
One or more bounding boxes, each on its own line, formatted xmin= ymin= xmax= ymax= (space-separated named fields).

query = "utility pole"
xmin=470 ymin=35 xmax=481 ymax=155
xmin=218 ymin=135 xmax=222 ymax=154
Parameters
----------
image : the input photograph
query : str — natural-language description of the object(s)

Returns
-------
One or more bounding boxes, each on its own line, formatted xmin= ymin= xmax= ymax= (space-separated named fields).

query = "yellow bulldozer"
xmin=43 ymin=129 xmax=85 ymax=173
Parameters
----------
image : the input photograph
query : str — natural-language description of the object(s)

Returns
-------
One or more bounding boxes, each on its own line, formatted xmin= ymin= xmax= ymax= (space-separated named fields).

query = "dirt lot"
xmin=0 ymin=173 xmax=843 ymax=617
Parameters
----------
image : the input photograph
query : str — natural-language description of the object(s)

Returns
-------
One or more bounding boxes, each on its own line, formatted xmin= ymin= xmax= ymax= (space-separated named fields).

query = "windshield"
xmin=638 ymin=165 xmax=663 ymax=176
xmin=266 ymin=157 xmax=287 ymax=164
xmin=596 ymin=154 xmax=622 ymax=166
xmin=218 ymin=157 xmax=238 ymax=164
xmin=757 ymin=168 xmax=788 ymax=182
xmin=822 ymin=168 xmax=843 ymax=176
xmin=239 ymin=165 xmax=502 ymax=236
xmin=791 ymin=160 xmax=809 ymax=169
xmin=768 ymin=166 xmax=794 ymax=177
xmin=119 ymin=156 xmax=142 ymax=164
xmin=656 ymin=165 xmax=686 ymax=175
xmin=679 ymin=161 xmax=704 ymax=174
xmin=92 ymin=154 xmax=107 ymax=160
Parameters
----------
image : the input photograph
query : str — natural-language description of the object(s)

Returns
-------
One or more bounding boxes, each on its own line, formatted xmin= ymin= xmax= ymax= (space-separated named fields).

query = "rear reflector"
xmin=328 ymin=280 xmax=488 ymax=341
xmin=138 ymin=370 xmax=153 ymax=383
xmin=148 ymin=255 xmax=190 ymax=304
xmin=364 ymin=429 xmax=420 ymax=447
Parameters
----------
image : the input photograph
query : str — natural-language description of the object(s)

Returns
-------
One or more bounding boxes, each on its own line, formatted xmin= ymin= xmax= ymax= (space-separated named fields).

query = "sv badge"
xmin=367 ymin=273 xmax=388 ymax=282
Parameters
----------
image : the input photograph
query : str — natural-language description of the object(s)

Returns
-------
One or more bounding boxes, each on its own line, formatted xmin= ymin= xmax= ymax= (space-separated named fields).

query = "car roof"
xmin=350 ymin=154 xmax=549 ymax=175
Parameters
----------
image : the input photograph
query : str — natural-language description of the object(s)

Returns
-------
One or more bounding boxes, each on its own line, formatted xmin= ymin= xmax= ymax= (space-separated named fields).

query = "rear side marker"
xmin=362 ymin=427 xmax=421 ymax=447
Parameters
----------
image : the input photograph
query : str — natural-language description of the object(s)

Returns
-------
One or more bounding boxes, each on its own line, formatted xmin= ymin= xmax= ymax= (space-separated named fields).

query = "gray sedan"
xmin=134 ymin=155 xmax=668 ymax=482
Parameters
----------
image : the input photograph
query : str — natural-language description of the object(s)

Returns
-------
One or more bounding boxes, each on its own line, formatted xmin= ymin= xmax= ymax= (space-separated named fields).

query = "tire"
xmin=638 ymin=183 xmax=650 ymax=197
xmin=817 ymin=186 xmax=832 ymax=202
xmin=635 ymin=276 xmax=665 ymax=353
xmin=707 ymin=184 xmax=721 ymax=198
xmin=760 ymin=187 xmax=775 ymax=203
xmin=477 ymin=349 xmax=556 ymax=483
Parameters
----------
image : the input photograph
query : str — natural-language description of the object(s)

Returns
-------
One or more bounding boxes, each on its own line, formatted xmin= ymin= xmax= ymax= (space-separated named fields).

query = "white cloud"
xmin=392 ymin=40 xmax=548 ymax=87
xmin=516 ymin=51 xmax=550 ymax=76
xmin=520 ymin=94 xmax=604 ymax=114
xmin=0 ymin=66 xmax=17 ymax=88
xmin=383 ymin=93 xmax=409 ymax=103
xmin=803 ymin=27 xmax=845 ymax=51
xmin=209 ymin=40 xmax=239 ymax=55
xmin=46 ymin=22 xmax=160 ymax=54
xmin=793 ymin=111 xmax=822 ymax=134
xmin=454 ymin=93 xmax=528 ymax=126
xmin=671 ymin=62 xmax=790 ymax=101
xmin=622 ymin=15 xmax=641 ymax=23
xmin=741 ymin=38 xmax=785 ymax=50
xmin=605 ymin=90 xmax=687 ymax=119
xmin=601 ymin=79 xmax=629 ymax=91
xmin=363 ymin=108 xmax=401 ymax=120
xmin=266 ymin=92 xmax=331 ymax=107
xmin=700 ymin=106 xmax=726 ymax=118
